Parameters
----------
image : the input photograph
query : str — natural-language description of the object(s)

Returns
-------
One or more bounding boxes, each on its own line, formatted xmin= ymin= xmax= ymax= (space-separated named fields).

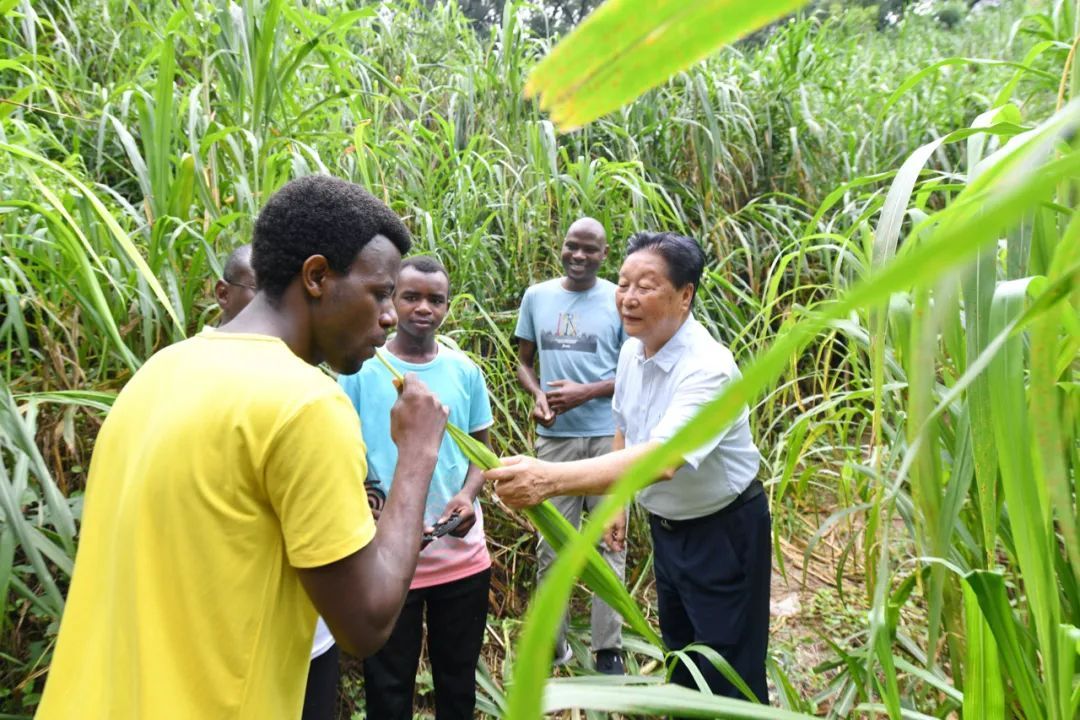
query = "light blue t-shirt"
xmin=515 ymin=278 xmax=625 ymax=437
xmin=337 ymin=343 xmax=494 ymax=528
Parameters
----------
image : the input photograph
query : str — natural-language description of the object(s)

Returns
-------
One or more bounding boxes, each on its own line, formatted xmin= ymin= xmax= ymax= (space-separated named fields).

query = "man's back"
xmin=37 ymin=331 xmax=374 ymax=720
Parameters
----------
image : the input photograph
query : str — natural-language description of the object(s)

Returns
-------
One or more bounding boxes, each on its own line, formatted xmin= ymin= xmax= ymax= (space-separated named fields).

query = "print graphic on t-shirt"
xmin=540 ymin=312 xmax=598 ymax=353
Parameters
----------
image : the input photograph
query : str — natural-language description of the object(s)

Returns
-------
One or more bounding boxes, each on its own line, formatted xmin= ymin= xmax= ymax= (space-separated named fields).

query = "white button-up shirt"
xmin=612 ymin=315 xmax=761 ymax=520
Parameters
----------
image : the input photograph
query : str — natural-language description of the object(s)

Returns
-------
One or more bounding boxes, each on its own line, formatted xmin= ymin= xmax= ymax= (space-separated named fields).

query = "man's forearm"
xmin=516 ymin=363 xmax=544 ymax=398
xmin=354 ymin=450 xmax=438 ymax=616
xmin=462 ymin=465 xmax=485 ymax=502
xmin=541 ymin=441 xmax=663 ymax=498
xmin=585 ymin=378 xmax=615 ymax=400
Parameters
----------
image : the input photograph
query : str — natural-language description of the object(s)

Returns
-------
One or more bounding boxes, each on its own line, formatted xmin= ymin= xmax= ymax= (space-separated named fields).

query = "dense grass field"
xmin=0 ymin=0 xmax=1077 ymax=717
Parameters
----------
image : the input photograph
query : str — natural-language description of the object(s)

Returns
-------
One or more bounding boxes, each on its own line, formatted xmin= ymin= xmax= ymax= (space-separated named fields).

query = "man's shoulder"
xmin=681 ymin=321 xmax=738 ymax=375
xmin=434 ymin=342 xmax=481 ymax=374
xmin=593 ymin=277 xmax=618 ymax=294
xmin=523 ymin=277 xmax=564 ymax=297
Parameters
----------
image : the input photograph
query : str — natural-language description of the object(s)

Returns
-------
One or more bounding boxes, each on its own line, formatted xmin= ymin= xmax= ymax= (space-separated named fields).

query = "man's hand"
xmin=532 ymin=393 xmax=556 ymax=428
xmin=485 ymin=456 xmax=555 ymax=509
xmin=433 ymin=492 xmax=478 ymax=537
xmin=602 ymin=509 xmax=627 ymax=553
xmin=545 ymin=379 xmax=593 ymax=415
xmin=390 ymin=373 xmax=448 ymax=460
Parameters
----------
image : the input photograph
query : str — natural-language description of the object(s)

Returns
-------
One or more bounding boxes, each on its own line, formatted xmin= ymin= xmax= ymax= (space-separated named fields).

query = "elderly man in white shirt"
xmin=488 ymin=232 xmax=771 ymax=706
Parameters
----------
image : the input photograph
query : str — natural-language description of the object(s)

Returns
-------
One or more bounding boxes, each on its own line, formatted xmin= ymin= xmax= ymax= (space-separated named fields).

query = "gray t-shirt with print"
xmin=515 ymin=278 xmax=625 ymax=437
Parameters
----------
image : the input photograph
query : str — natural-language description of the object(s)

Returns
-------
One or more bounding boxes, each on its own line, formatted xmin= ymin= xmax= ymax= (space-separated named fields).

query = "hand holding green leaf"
xmin=374 ymin=350 xmax=661 ymax=647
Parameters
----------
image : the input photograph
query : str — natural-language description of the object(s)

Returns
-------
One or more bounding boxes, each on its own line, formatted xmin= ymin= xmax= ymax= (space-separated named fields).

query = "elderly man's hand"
xmin=484 ymin=455 xmax=555 ymax=509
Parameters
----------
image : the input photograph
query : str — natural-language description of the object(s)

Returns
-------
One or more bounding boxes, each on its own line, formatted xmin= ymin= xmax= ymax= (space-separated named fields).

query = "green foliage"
xmin=0 ymin=0 xmax=1075 ymax=717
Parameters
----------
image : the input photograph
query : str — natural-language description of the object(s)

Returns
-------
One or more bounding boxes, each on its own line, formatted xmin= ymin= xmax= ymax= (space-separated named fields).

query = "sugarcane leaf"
xmin=525 ymin=0 xmax=808 ymax=131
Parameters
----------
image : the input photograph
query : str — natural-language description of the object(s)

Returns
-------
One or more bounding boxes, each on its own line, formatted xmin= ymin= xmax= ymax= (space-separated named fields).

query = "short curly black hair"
xmin=252 ymin=175 xmax=412 ymax=300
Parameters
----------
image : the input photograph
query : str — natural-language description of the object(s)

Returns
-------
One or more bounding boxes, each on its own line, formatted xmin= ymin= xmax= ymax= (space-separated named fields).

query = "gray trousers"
xmin=535 ymin=435 xmax=627 ymax=654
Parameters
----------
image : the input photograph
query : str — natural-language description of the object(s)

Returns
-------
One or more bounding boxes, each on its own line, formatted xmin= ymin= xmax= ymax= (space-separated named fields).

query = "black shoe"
xmin=594 ymin=649 xmax=625 ymax=675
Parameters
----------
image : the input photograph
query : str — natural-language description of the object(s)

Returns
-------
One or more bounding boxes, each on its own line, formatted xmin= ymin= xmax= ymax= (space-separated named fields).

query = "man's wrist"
xmin=397 ymin=448 xmax=440 ymax=472
xmin=537 ymin=463 xmax=561 ymax=502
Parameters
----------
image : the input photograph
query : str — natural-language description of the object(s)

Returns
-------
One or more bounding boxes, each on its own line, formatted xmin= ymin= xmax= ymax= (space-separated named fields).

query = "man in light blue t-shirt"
xmin=339 ymin=255 xmax=494 ymax=719
xmin=514 ymin=217 xmax=628 ymax=674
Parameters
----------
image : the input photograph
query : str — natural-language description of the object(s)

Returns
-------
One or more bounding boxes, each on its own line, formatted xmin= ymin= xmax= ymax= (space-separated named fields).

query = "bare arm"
xmin=516 ymin=339 xmax=555 ymax=427
xmin=486 ymin=431 xmax=678 ymax=510
xmin=297 ymin=375 xmax=447 ymax=658
xmin=461 ymin=427 xmax=490 ymax=503
xmin=545 ymin=377 xmax=614 ymax=414
xmin=434 ymin=427 xmax=490 ymax=537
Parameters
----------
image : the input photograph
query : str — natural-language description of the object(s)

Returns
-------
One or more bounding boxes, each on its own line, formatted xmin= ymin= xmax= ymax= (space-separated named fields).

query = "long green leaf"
xmin=0 ymin=142 xmax=184 ymax=336
xmin=375 ymin=350 xmax=660 ymax=647
xmin=505 ymin=99 xmax=1080 ymax=719
xmin=965 ymin=570 xmax=1043 ymax=719
xmin=542 ymin=681 xmax=816 ymax=718
xmin=962 ymin=580 xmax=1004 ymax=718
xmin=525 ymin=0 xmax=808 ymax=130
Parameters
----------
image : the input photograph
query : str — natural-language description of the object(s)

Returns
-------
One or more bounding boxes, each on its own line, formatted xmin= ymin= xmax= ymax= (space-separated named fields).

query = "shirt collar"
xmin=634 ymin=314 xmax=696 ymax=373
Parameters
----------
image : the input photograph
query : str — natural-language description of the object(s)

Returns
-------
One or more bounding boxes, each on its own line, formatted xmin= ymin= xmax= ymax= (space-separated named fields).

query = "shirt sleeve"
xmin=649 ymin=365 xmax=732 ymax=470
xmin=264 ymin=391 xmax=375 ymax=568
xmin=468 ymin=363 xmax=495 ymax=433
xmin=514 ymin=288 xmax=536 ymax=342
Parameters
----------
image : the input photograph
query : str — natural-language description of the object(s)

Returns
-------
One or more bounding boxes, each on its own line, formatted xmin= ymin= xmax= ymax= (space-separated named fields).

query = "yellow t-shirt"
xmin=36 ymin=331 xmax=375 ymax=719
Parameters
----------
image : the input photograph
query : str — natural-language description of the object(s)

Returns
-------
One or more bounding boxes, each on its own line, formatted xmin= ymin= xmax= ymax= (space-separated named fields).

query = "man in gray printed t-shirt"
xmin=514 ymin=217 xmax=628 ymax=675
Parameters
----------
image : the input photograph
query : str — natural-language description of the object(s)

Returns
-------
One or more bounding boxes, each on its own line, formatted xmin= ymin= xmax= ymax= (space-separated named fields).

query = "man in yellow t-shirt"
xmin=36 ymin=176 xmax=448 ymax=720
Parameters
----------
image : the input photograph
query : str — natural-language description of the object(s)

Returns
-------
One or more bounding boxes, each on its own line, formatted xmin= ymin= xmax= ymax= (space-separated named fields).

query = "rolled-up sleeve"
xmin=649 ymin=367 xmax=731 ymax=469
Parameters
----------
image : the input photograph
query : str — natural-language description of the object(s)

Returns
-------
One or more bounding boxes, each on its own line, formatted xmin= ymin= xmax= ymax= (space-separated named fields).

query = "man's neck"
xmin=642 ymin=312 xmax=692 ymax=359
xmin=561 ymin=275 xmax=598 ymax=292
xmin=387 ymin=330 xmax=438 ymax=363
xmin=218 ymin=293 xmax=315 ymax=363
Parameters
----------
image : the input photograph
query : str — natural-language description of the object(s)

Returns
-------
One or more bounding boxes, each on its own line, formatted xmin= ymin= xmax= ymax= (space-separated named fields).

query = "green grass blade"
xmin=525 ymin=0 xmax=809 ymax=130
xmin=0 ymin=142 xmax=184 ymax=336
xmin=505 ymin=99 xmax=1080 ymax=720
xmin=375 ymin=350 xmax=660 ymax=646
xmin=965 ymin=571 xmax=1044 ymax=719
xmin=962 ymin=580 xmax=1005 ymax=718
xmin=542 ymin=680 xmax=817 ymax=718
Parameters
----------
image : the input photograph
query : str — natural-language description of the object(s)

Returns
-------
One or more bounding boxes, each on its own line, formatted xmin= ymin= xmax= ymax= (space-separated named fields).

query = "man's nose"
xmin=381 ymin=306 xmax=398 ymax=327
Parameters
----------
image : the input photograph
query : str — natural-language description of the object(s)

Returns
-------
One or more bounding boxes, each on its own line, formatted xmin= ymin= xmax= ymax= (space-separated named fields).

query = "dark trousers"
xmin=301 ymin=644 xmax=340 ymax=720
xmin=363 ymin=567 xmax=491 ymax=720
xmin=650 ymin=492 xmax=771 ymax=705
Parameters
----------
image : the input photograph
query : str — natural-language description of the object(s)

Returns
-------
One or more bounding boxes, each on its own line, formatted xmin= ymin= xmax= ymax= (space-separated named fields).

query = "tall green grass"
xmin=0 ymin=0 xmax=1073 ymax=717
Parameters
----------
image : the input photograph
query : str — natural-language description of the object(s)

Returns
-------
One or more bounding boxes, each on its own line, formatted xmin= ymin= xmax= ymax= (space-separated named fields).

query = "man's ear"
xmin=301 ymin=255 xmax=331 ymax=299
xmin=680 ymin=283 xmax=694 ymax=313
xmin=214 ymin=279 xmax=229 ymax=309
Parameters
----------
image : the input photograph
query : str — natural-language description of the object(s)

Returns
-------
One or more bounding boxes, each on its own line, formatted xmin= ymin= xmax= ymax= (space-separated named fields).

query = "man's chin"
xmin=333 ymin=348 xmax=374 ymax=376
